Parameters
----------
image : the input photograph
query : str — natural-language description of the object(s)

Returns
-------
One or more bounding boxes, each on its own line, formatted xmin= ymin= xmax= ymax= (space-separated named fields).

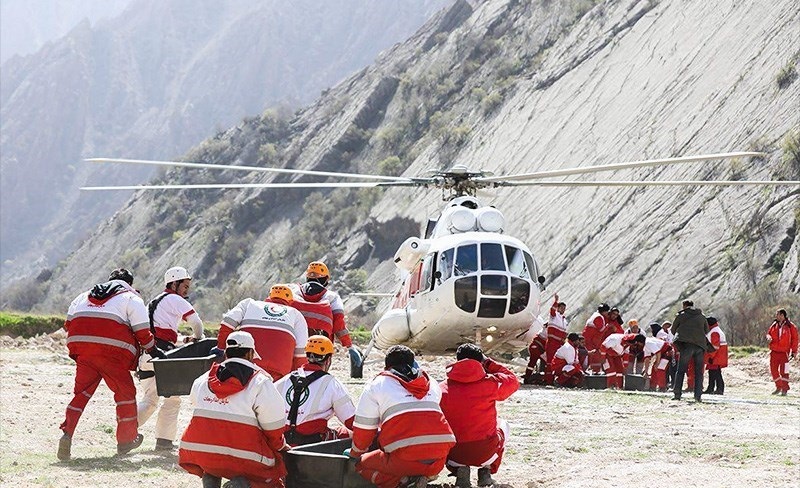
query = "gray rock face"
xmin=24 ymin=0 xmax=799 ymax=326
xmin=0 ymin=0 xmax=451 ymax=282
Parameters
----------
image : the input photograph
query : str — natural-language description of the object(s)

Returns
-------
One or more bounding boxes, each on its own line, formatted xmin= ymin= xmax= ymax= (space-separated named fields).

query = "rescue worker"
xmin=576 ymin=335 xmax=589 ymax=372
xmin=440 ymin=343 xmax=518 ymax=488
xmin=550 ymin=333 xmax=584 ymax=388
xmin=137 ymin=266 xmax=204 ymax=450
xmin=624 ymin=319 xmax=645 ymax=374
xmin=179 ymin=331 xmax=289 ymax=488
xmin=600 ymin=333 xmax=644 ymax=389
xmin=656 ymin=321 xmax=675 ymax=388
xmin=289 ymin=261 xmax=360 ymax=367
xmin=766 ymin=309 xmax=798 ymax=396
xmin=704 ymin=317 xmax=728 ymax=395
xmin=348 ymin=345 xmax=455 ymax=488
xmin=58 ymin=268 xmax=166 ymax=461
xmin=274 ymin=335 xmax=356 ymax=446
xmin=217 ymin=284 xmax=308 ymax=381
xmin=641 ymin=336 xmax=671 ymax=391
xmin=523 ymin=327 xmax=548 ymax=384
xmin=543 ymin=294 xmax=568 ymax=385
xmin=583 ymin=303 xmax=611 ymax=374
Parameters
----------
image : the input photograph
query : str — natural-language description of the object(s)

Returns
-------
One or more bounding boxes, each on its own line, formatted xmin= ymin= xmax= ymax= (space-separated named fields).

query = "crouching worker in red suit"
xmin=58 ymin=268 xmax=166 ymax=461
xmin=348 ymin=345 xmax=455 ymax=488
xmin=440 ymin=343 xmax=519 ymax=488
xmin=551 ymin=333 xmax=584 ymax=388
xmin=179 ymin=331 xmax=290 ymax=488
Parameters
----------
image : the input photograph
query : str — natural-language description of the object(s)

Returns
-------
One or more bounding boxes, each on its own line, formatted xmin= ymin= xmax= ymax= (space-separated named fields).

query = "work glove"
xmin=348 ymin=346 xmax=363 ymax=368
xmin=210 ymin=347 xmax=225 ymax=361
xmin=148 ymin=347 xmax=168 ymax=360
xmin=343 ymin=448 xmax=360 ymax=460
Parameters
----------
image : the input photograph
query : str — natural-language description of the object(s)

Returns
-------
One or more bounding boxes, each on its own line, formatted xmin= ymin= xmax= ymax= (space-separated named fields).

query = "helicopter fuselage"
xmin=371 ymin=230 xmax=544 ymax=354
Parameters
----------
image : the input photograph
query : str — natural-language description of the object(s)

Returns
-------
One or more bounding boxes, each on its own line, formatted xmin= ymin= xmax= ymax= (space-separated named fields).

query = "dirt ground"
xmin=1 ymin=333 xmax=799 ymax=488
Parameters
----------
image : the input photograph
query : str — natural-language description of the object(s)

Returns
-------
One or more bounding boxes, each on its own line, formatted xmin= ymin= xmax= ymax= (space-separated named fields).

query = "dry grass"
xmin=1 ymin=347 xmax=799 ymax=487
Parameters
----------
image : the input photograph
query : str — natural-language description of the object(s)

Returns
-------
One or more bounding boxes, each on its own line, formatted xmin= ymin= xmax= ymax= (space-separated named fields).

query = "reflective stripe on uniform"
xmin=131 ymin=321 xmax=150 ymax=332
xmin=193 ymin=408 xmax=260 ymax=427
xmin=382 ymin=401 xmax=442 ymax=423
xmin=354 ymin=415 xmax=380 ymax=428
xmin=383 ymin=434 xmax=456 ymax=453
xmin=180 ymin=441 xmax=276 ymax=466
xmin=69 ymin=310 xmax=130 ymax=326
xmin=67 ymin=335 xmax=137 ymax=355
xmin=335 ymin=329 xmax=349 ymax=338
xmin=299 ymin=311 xmax=333 ymax=325
xmin=240 ymin=320 xmax=296 ymax=337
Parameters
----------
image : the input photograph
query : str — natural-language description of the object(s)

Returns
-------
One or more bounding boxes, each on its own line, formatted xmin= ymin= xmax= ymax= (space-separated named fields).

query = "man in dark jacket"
xmin=671 ymin=300 xmax=709 ymax=402
xmin=440 ymin=343 xmax=519 ymax=488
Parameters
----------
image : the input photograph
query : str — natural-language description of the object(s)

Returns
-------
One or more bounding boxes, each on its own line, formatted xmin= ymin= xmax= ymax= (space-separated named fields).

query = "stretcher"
xmin=151 ymin=338 xmax=217 ymax=396
xmin=286 ymin=438 xmax=376 ymax=488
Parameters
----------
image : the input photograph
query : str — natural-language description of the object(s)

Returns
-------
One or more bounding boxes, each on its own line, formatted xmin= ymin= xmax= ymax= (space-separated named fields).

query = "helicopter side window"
xmin=504 ymin=245 xmax=532 ymax=280
xmin=419 ymin=253 xmax=436 ymax=293
xmin=438 ymin=248 xmax=454 ymax=282
xmin=454 ymin=244 xmax=478 ymax=276
xmin=480 ymin=243 xmax=506 ymax=271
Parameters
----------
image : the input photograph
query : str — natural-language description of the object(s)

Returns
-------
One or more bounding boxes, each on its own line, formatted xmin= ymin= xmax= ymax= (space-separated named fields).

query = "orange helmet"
xmin=269 ymin=284 xmax=292 ymax=302
xmin=305 ymin=335 xmax=334 ymax=357
xmin=306 ymin=261 xmax=330 ymax=279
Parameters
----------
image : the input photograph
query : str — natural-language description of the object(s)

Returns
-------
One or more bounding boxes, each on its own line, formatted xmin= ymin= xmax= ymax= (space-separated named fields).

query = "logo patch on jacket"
xmin=264 ymin=304 xmax=288 ymax=317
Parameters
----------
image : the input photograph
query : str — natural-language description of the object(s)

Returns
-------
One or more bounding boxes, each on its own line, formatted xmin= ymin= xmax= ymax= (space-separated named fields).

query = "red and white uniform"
xmin=351 ymin=371 xmax=455 ymax=488
xmin=767 ymin=319 xmax=798 ymax=392
xmin=218 ymin=298 xmax=308 ymax=381
xmin=137 ymin=290 xmax=203 ymax=442
xmin=550 ymin=342 xmax=583 ymax=387
xmin=705 ymin=325 xmax=728 ymax=369
xmin=544 ymin=298 xmax=568 ymax=384
xmin=600 ymin=333 xmax=637 ymax=389
xmin=440 ymin=358 xmax=518 ymax=475
xmin=583 ymin=312 xmax=608 ymax=373
xmin=274 ymin=363 xmax=355 ymax=443
xmin=179 ymin=358 xmax=288 ymax=488
xmin=656 ymin=328 xmax=674 ymax=344
xmin=61 ymin=280 xmax=155 ymax=444
xmin=524 ymin=328 xmax=548 ymax=383
xmin=643 ymin=337 xmax=670 ymax=390
xmin=289 ymin=284 xmax=352 ymax=347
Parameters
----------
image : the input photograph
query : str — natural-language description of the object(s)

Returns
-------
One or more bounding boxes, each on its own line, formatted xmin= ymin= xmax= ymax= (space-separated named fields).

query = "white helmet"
xmin=164 ymin=266 xmax=191 ymax=286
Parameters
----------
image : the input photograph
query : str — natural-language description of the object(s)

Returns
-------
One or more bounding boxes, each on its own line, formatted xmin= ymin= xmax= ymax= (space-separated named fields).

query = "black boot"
xmin=202 ymin=474 xmax=222 ymax=488
xmin=477 ymin=467 xmax=495 ymax=487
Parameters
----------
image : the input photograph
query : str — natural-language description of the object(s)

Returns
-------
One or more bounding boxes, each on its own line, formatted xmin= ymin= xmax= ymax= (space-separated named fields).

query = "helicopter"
xmin=82 ymin=152 xmax=798 ymax=376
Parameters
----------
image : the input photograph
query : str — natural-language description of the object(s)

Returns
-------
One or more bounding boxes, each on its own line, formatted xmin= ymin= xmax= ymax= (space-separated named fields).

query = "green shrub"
xmin=776 ymin=60 xmax=798 ymax=89
xmin=377 ymin=156 xmax=404 ymax=176
xmin=481 ymin=91 xmax=504 ymax=114
xmin=0 ymin=312 xmax=65 ymax=338
xmin=348 ymin=325 xmax=372 ymax=345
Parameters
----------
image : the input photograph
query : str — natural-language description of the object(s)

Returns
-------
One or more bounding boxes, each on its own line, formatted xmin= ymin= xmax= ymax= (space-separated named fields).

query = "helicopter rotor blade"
xmin=86 ymin=157 xmax=416 ymax=182
xmin=477 ymin=152 xmax=767 ymax=182
xmin=80 ymin=181 xmax=420 ymax=191
xmin=499 ymin=179 xmax=800 ymax=187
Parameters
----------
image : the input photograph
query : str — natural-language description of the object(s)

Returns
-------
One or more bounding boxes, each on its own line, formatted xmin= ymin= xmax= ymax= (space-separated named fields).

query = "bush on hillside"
xmin=0 ymin=312 xmax=64 ymax=338
xmin=716 ymin=278 xmax=800 ymax=346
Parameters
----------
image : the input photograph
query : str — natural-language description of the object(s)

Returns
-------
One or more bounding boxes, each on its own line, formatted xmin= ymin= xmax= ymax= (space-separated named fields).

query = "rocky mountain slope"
xmin=0 ymin=0 xmax=131 ymax=63
xmin=19 ymin=0 xmax=799 ymax=330
xmin=0 ymin=0 xmax=450 ymax=283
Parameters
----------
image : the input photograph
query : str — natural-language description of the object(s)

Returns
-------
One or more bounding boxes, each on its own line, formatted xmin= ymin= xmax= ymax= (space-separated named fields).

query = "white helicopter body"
xmin=370 ymin=196 xmax=544 ymax=355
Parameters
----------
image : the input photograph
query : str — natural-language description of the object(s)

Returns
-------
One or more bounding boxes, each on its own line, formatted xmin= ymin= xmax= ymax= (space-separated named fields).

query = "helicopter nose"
xmin=454 ymin=273 xmax=530 ymax=318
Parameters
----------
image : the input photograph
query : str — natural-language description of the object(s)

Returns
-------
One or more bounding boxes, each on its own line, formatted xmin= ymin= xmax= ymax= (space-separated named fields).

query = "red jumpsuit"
xmin=61 ymin=280 xmax=155 ymax=445
xmin=351 ymin=371 xmax=455 ymax=488
xmin=583 ymin=312 xmax=608 ymax=374
xmin=440 ymin=358 xmax=518 ymax=475
xmin=600 ymin=333 xmax=637 ymax=389
xmin=524 ymin=328 xmax=548 ymax=384
xmin=767 ymin=319 xmax=798 ymax=393
xmin=550 ymin=342 xmax=584 ymax=387
xmin=180 ymin=359 xmax=288 ymax=488
xmin=544 ymin=298 xmax=568 ymax=385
